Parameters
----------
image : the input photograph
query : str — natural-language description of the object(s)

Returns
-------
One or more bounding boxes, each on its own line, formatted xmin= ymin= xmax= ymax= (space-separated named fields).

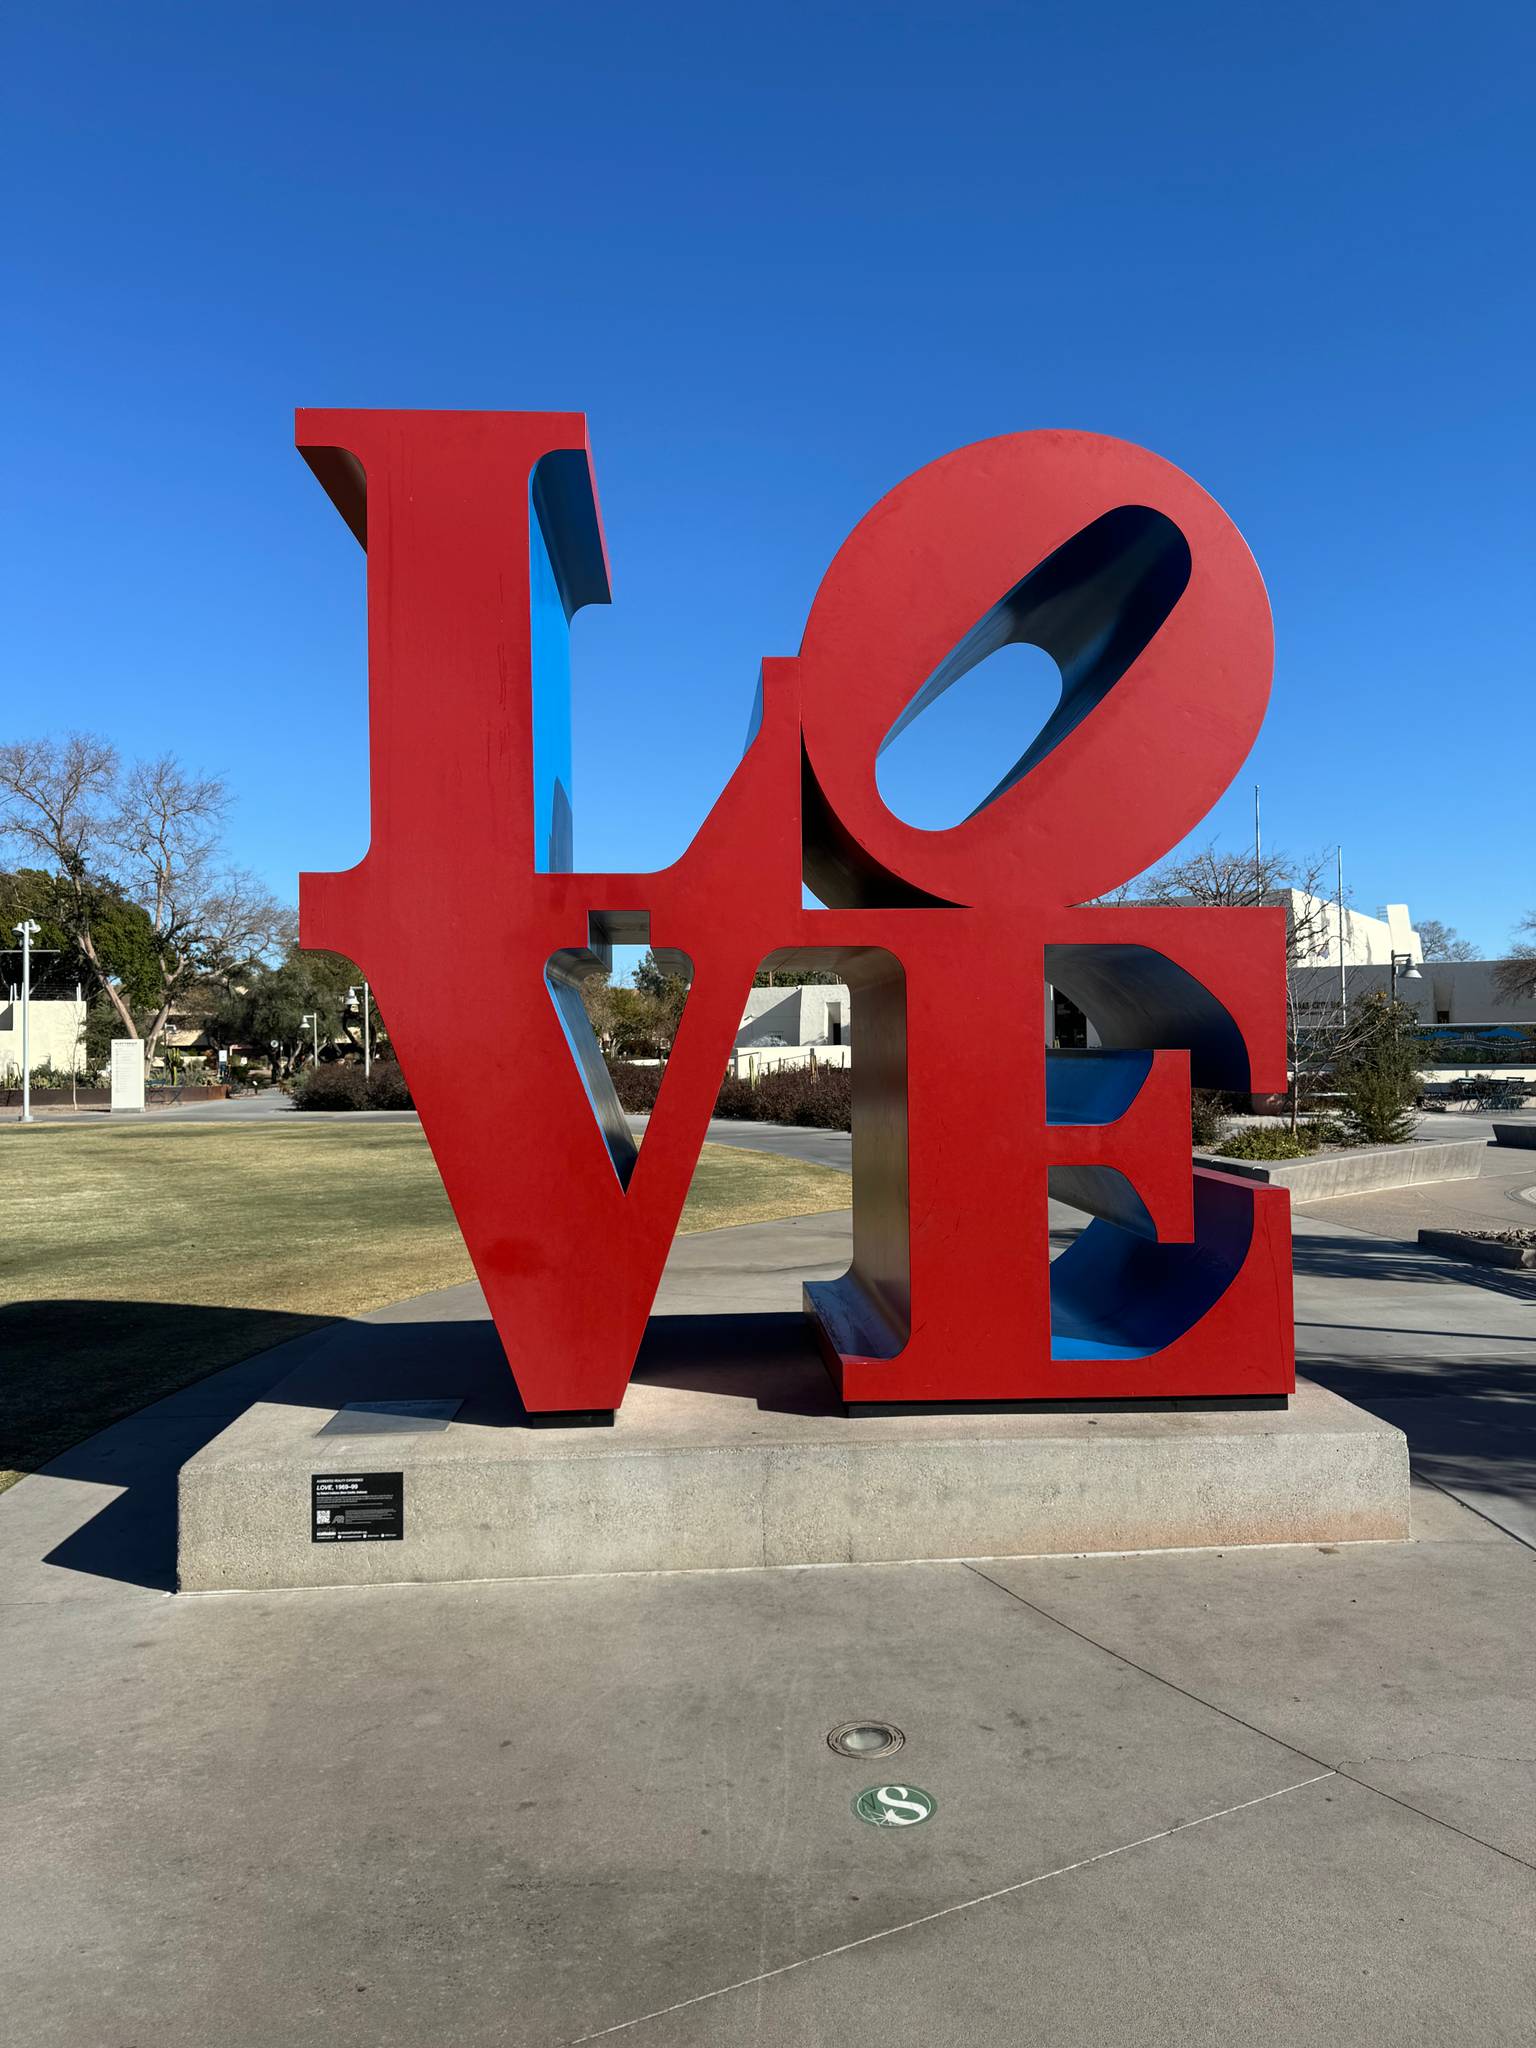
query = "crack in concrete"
xmin=961 ymin=1562 xmax=1536 ymax=1875
xmin=1339 ymin=1752 xmax=1536 ymax=1769
xmin=562 ymin=1771 xmax=1339 ymax=2044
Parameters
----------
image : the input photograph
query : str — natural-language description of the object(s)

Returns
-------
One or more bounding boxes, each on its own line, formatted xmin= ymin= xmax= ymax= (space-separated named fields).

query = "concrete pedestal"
xmin=177 ymin=1302 xmax=1409 ymax=1592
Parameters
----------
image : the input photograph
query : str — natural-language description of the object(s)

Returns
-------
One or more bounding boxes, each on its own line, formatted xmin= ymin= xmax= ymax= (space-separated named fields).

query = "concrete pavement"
xmin=1292 ymin=1124 xmax=1536 ymax=1239
xmin=11 ymin=1088 xmax=418 ymax=1127
xmin=3 ymin=1166 xmax=1535 ymax=2043
xmin=3 ymin=1433 xmax=1530 ymax=2046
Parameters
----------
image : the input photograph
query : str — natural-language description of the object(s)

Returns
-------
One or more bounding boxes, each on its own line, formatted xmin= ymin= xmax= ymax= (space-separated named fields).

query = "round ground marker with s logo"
xmin=853 ymin=1784 xmax=936 ymax=1828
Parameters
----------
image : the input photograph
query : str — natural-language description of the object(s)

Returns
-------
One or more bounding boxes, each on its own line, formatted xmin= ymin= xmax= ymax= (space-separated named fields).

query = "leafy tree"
xmin=84 ymin=993 xmax=124 ymax=1071
xmin=631 ymin=950 xmax=689 ymax=1055
xmin=576 ymin=971 xmax=618 ymax=1052
xmin=1416 ymin=919 xmax=1476 ymax=962
xmin=2 ymin=868 xmax=165 ymax=1087
xmin=211 ymin=949 xmax=364 ymax=1075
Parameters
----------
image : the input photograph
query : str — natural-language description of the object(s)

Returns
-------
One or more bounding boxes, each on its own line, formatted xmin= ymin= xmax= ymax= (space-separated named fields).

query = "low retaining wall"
xmin=1 ymin=1087 xmax=108 ymax=1107
xmin=1193 ymin=1138 xmax=1486 ymax=1198
xmin=1419 ymin=1228 xmax=1536 ymax=1271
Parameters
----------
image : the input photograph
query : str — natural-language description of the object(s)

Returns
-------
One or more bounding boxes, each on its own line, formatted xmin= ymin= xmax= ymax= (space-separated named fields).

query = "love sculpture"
xmin=298 ymin=411 xmax=1294 ymax=1417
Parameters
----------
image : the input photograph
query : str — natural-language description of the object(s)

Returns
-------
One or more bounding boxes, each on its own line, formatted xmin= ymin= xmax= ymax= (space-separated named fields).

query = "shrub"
xmin=713 ymin=1074 xmax=760 ymax=1118
xmin=366 ymin=1058 xmax=413 ymax=1110
xmin=1337 ymin=1069 xmax=1419 ymax=1145
xmin=1334 ymin=994 xmax=1421 ymax=1145
xmin=607 ymin=1061 xmax=664 ymax=1113
xmin=737 ymin=1063 xmax=852 ymax=1130
xmin=607 ymin=1057 xmax=855 ymax=1128
xmin=1215 ymin=1124 xmax=1320 ymax=1161
xmin=292 ymin=1061 xmax=368 ymax=1111
xmin=1190 ymin=1088 xmax=1228 ymax=1148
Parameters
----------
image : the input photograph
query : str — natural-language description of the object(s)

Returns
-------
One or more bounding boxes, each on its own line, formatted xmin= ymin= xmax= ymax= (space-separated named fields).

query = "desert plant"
xmin=26 ymin=1061 xmax=81 ymax=1089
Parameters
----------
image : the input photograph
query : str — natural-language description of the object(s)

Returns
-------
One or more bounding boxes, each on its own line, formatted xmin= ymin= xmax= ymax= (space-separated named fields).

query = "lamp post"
xmin=347 ymin=983 xmax=371 ymax=1078
xmin=11 ymin=919 xmax=40 ymax=1123
xmin=300 ymin=1012 xmax=321 ymax=1067
xmin=1389 ymin=952 xmax=1422 ymax=1005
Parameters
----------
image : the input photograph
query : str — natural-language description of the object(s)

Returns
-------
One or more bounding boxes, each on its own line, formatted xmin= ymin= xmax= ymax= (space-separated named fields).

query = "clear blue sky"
xmin=5 ymin=2 xmax=1532 ymax=954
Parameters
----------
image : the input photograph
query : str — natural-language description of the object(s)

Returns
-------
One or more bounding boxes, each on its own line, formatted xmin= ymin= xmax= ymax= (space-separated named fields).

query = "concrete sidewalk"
xmin=10 ymin=1089 xmax=420 ymax=1127
xmin=2 ymin=1202 xmax=1532 ymax=2045
xmin=1293 ymin=1125 xmax=1536 ymax=1239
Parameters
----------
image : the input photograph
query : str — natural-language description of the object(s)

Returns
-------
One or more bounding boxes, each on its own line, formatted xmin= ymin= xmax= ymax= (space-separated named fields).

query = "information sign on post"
xmin=110 ymin=1038 xmax=146 ymax=1113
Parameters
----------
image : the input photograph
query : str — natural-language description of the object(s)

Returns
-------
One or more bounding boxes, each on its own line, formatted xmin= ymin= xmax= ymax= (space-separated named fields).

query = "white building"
xmin=736 ymin=983 xmax=849 ymax=1048
xmin=731 ymin=982 xmax=852 ymax=1076
xmin=1283 ymin=893 xmax=1420 ymax=967
xmin=0 ymin=993 xmax=88 ymax=1078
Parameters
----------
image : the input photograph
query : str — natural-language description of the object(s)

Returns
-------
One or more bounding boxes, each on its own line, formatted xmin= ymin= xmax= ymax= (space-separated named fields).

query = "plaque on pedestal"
xmin=110 ymin=1038 xmax=146 ymax=1113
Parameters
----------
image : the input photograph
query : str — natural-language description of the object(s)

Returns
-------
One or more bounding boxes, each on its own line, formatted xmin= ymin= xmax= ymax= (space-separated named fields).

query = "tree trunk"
xmin=77 ymin=926 xmax=139 ymax=1037
xmin=143 ymin=995 xmax=177 ymax=1063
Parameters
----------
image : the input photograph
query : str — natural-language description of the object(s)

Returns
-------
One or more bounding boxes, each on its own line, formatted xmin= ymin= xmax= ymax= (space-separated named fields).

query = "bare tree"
xmin=1125 ymin=842 xmax=1357 ymax=1132
xmin=0 ymin=733 xmax=139 ymax=1037
xmin=1495 ymin=911 xmax=1536 ymax=1002
xmin=138 ymin=868 xmax=295 ymax=1058
xmin=107 ymin=754 xmax=293 ymax=1056
xmin=108 ymin=753 xmax=225 ymax=937
xmin=0 ymin=733 xmax=294 ymax=1061
xmin=1416 ymin=918 xmax=1477 ymax=962
xmin=1133 ymin=840 xmax=1337 ymax=963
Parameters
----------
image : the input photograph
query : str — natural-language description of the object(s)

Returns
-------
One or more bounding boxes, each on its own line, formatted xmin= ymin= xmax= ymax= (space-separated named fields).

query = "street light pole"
xmin=12 ymin=920 xmax=40 ymax=1124
xmin=349 ymin=984 xmax=372 ymax=1078
xmin=1253 ymin=783 xmax=1262 ymax=904
xmin=1389 ymin=951 xmax=1422 ymax=1005
xmin=301 ymin=1012 xmax=320 ymax=1066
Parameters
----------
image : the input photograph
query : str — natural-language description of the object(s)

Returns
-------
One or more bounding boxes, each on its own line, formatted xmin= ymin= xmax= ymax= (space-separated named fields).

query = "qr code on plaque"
xmin=316 ymin=1509 xmax=331 ymax=1524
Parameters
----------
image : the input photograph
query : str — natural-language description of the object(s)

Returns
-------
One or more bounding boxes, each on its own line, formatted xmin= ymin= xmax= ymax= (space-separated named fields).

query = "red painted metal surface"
xmin=299 ymin=413 xmax=1293 ymax=1413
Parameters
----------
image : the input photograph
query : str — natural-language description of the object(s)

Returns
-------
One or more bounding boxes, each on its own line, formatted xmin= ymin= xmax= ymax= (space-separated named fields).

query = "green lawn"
xmin=0 ymin=1121 xmax=850 ymax=1489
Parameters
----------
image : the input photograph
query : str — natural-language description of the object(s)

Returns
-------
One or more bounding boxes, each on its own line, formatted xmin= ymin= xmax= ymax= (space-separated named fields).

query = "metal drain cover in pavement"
xmin=828 ymin=1721 xmax=905 ymax=1760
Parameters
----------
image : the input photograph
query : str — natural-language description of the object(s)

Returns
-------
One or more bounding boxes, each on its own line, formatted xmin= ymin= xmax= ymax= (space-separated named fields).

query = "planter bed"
xmin=0 ymin=1084 xmax=231 ymax=1109
xmin=1 ymin=1087 xmax=109 ymax=1107
xmin=1418 ymin=1227 xmax=1536 ymax=1272
xmin=1192 ymin=1138 xmax=1486 ymax=1198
